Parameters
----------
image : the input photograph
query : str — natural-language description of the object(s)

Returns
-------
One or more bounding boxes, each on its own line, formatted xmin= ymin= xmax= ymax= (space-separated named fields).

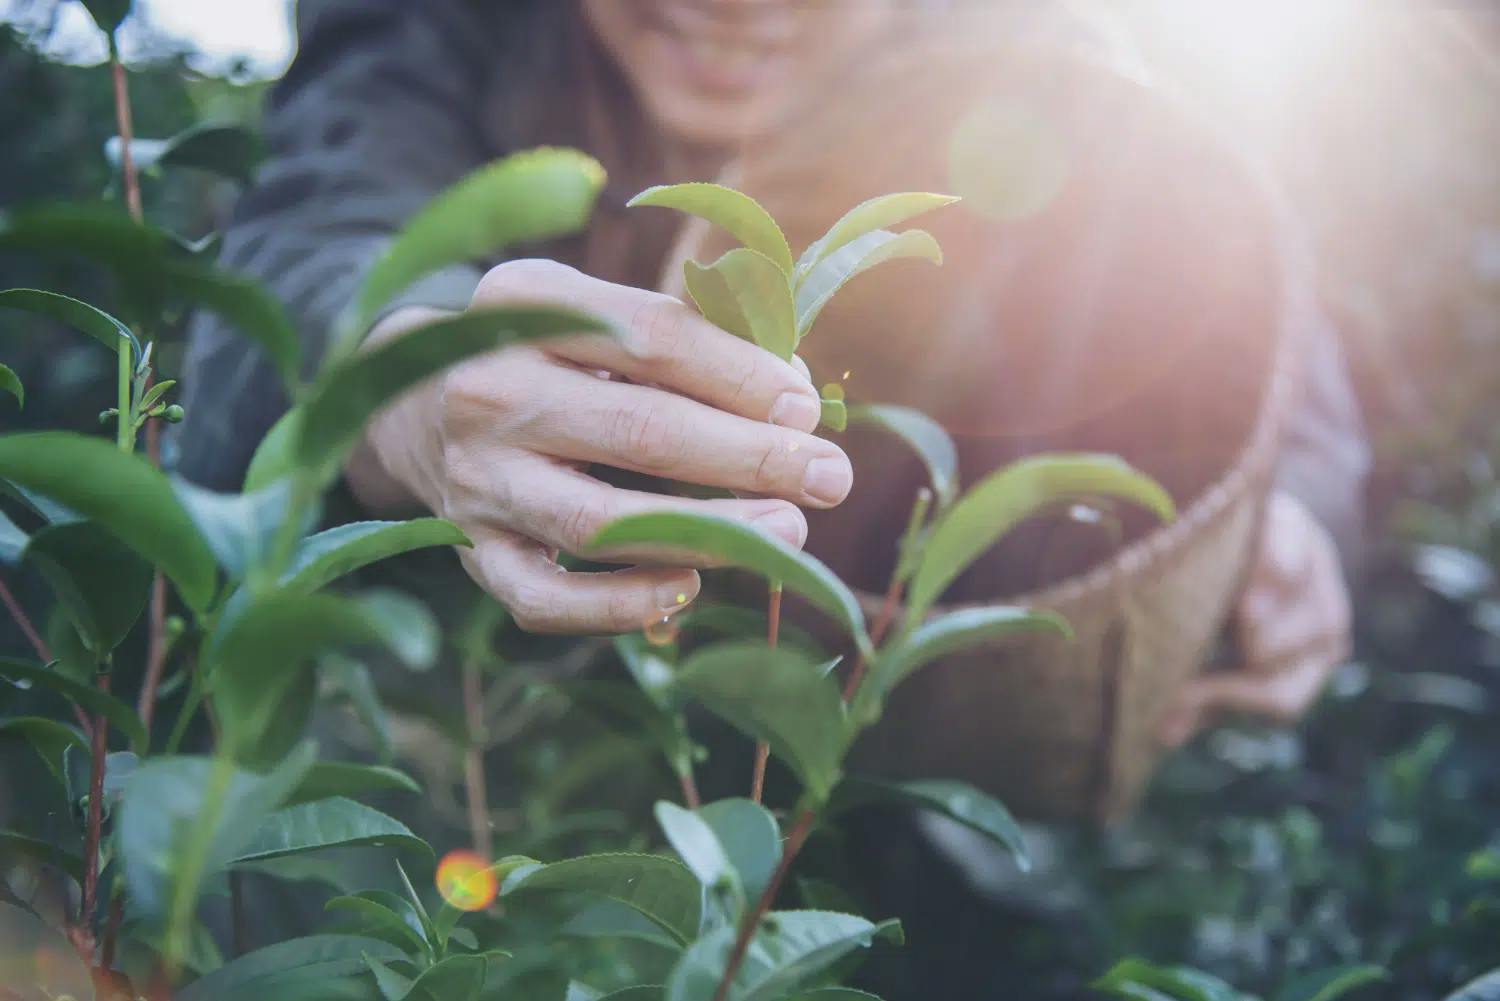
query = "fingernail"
xmin=769 ymin=391 xmax=820 ymax=432
xmin=751 ymin=508 xmax=807 ymax=548
xmin=656 ymin=580 xmax=695 ymax=611
xmin=802 ymin=456 xmax=852 ymax=505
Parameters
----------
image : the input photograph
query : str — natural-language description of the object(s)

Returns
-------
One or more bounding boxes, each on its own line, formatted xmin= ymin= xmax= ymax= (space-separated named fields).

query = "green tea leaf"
xmin=364 ymin=951 xmax=416 ymax=1000
xmin=0 ymin=658 xmax=146 ymax=752
xmin=171 ymin=477 xmax=294 ymax=581
xmin=676 ymin=641 xmax=846 ymax=802
xmin=118 ymin=744 xmax=316 ymax=922
xmin=0 ymin=432 xmax=218 ymax=611
xmin=830 ymin=776 xmax=1029 ymax=870
xmin=796 ymin=192 xmax=958 ymax=277
xmin=176 ymin=935 xmax=403 ymax=1001
xmin=554 ymin=680 xmax=694 ymax=776
xmin=297 ymin=306 xmax=609 ymax=470
xmin=243 ymin=407 xmax=302 ymax=491
xmin=286 ymin=763 xmax=420 ymax=807
xmin=846 ymin=404 xmax=957 ymax=509
xmin=323 ymin=655 xmax=394 ymax=763
xmin=207 ymin=593 xmax=387 ymax=761
xmin=591 ymin=512 xmax=869 ymax=656
xmin=162 ymin=261 xmax=300 ymax=389
xmin=905 ymin=454 xmax=1174 ymax=628
xmin=866 ymin=605 xmax=1070 ymax=709
xmin=409 ymin=953 xmax=491 ymax=1001
xmin=629 ymin=183 xmax=793 ymax=276
xmin=698 ymin=798 xmax=780 ymax=906
xmin=683 ymin=248 xmax=796 ymax=360
xmin=819 ymin=395 xmax=847 ymax=432
xmin=283 ymin=519 xmax=471 ymax=593
xmin=231 ymin=797 xmax=430 ymax=864
xmin=667 ymin=910 xmax=885 ymax=1001
xmin=0 ymin=363 xmax=20 ymax=408
xmin=353 ymin=148 xmax=605 ymax=334
xmin=107 ymin=122 xmax=260 ymax=184
xmin=1443 ymin=969 xmax=1500 ymax=1001
xmin=23 ymin=520 xmax=150 ymax=655
xmin=1276 ymin=966 xmax=1388 ymax=1001
xmin=503 ymin=853 xmax=702 ymax=946
xmin=0 ymin=287 xmax=140 ymax=358
xmin=795 ymin=229 xmax=942 ymax=340
xmin=353 ymin=589 xmax=442 ymax=672
xmin=0 ymin=716 xmax=86 ymax=788
xmin=0 ymin=509 xmax=25 ymax=564
xmin=324 ymin=896 xmax=427 ymax=955
xmin=0 ymin=901 xmax=95 ymax=1001
xmin=655 ymin=801 xmax=742 ymax=924
xmin=597 ymin=990 xmax=666 ymax=1001
xmin=0 ymin=830 xmax=84 ymax=884
xmin=1094 ymin=958 xmax=1245 ymax=1001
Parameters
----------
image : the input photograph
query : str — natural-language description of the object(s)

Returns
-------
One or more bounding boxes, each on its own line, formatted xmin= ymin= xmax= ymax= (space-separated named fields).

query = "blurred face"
xmin=581 ymin=1 xmax=901 ymax=149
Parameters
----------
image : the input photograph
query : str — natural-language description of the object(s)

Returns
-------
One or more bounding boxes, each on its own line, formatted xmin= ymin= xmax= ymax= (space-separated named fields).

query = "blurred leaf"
xmin=106 ymin=122 xmax=260 ymax=183
xmin=1411 ymin=543 xmax=1493 ymax=601
xmin=698 ymin=798 xmax=781 ymax=906
xmin=667 ymin=910 xmax=888 ymax=1001
xmin=562 ymin=900 xmax=682 ymax=950
xmin=0 ymin=287 xmax=140 ymax=358
xmin=0 ymin=433 xmax=218 ymax=611
xmin=819 ymin=394 xmax=847 ymax=432
xmin=354 ymin=589 xmax=442 ymax=672
xmin=0 ymin=658 xmax=146 ymax=752
xmin=297 ymin=306 xmax=610 ymax=470
xmin=846 ymin=404 xmax=957 ymax=509
xmin=865 ymin=605 xmax=1070 ymax=709
xmin=795 ymin=229 xmax=941 ymax=339
xmin=613 ymin=634 xmax=680 ymax=708
xmin=830 ymin=776 xmax=1029 ymax=870
xmin=284 ymin=519 xmax=470 ymax=593
xmin=597 ymin=990 xmax=666 ymax=1001
xmin=630 ymin=183 xmax=793 ymax=275
xmin=1275 ymin=965 xmax=1388 ymax=1001
xmin=79 ymin=0 xmax=131 ymax=32
xmin=231 ymin=797 xmax=430 ymax=864
xmin=171 ymin=477 xmax=294 ymax=581
xmin=22 ymin=519 xmax=149 ymax=654
xmin=796 ymin=192 xmax=959 ymax=278
xmin=243 ymin=407 xmax=302 ymax=492
xmin=323 ymin=654 xmax=394 ymax=763
xmin=592 ymin=513 xmax=870 ymax=656
xmin=1443 ymin=969 xmax=1500 ymax=1001
xmin=683 ymin=248 xmax=796 ymax=360
xmin=0 ymin=716 xmax=85 ymax=787
xmin=162 ymin=261 xmax=300 ymax=389
xmin=0 ymin=509 xmax=24 ymax=564
xmin=353 ymin=148 xmax=604 ymax=334
xmin=286 ymin=763 xmax=420 ymax=806
xmin=676 ymin=641 xmax=846 ymax=802
xmin=1094 ymin=958 xmax=1245 ymax=1001
xmin=0 ymin=901 xmax=95 ymax=1001
xmin=905 ymin=454 xmax=1173 ymax=628
xmin=175 ymin=935 xmax=403 ymax=1001
xmin=118 ymin=744 xmax=316 ymax=922
xmin=0 ymin=831 xmax=83 ymax=884
xmin=503 ymin=853 xmax=702 ymax=945
xmin=0 ymin=363 xmax=20 ymax=408
xmin=788 ymin=992 xmax=885 ymax=1001
xmin=207 ymin=593 xmax=387 ymax=761
xmin=553 ymin=680 xmax=694 ymax=776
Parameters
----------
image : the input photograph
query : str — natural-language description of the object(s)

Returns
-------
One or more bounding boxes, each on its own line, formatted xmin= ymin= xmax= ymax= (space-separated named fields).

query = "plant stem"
xmin=461 ymin=661 xmax=493 ymax=858
xmin=109 ymin=56 xmax=144 ymax=223
xmin=678 ymin=769 xmax=701 ymax=810
xmin=79 ymin=670 xmax=110 ymax=956
xmin=2 ymin=573 xmax=94 ymax=739
xmin=841 ymin=576 xmax=904 ymax=704
xmin=711 ymin=806 xmax=816 ymax=1001
xmin=136 ymin=417 xmax=169 ymax=736
xmin=750 ymin=585 xmax=782 ymax=804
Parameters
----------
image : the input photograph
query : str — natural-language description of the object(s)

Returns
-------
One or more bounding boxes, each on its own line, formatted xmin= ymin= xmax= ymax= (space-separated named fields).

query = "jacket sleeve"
xmin=172 ymin=0 xmax=493 ymax=490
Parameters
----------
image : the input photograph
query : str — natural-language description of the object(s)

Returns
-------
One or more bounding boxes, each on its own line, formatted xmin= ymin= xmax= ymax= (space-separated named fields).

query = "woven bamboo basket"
xmin=667 ymin=19 xmax=1306 ymax=820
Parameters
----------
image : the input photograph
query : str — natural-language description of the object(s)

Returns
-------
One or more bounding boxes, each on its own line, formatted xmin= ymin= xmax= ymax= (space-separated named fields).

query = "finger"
xmin=475 ymin=259 xmax=821 ymax=432
xmin=511 ymin=365 xmax=854 ymax=507
xmin=496 ymin=455 xmax=808 ymax=561
xmin=462 ymin=529 xmax=701 ymax=635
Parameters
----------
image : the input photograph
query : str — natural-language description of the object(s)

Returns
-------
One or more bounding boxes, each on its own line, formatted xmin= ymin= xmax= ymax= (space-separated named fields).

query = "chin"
xmin=641 ymin=90 xmax=783 ymax=150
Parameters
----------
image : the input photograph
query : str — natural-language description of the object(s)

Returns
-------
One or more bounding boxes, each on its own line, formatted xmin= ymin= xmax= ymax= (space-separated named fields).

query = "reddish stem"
xmin=110 ymin=59 xmax=143 ymax=222
xmin=750 ymin=588 xmax=782 ymax=804
xmin=461 ymin=663 xmax=493 ymax=859
xmin=678 ymin=769 xmax=701 ymax=810
xmin=0 ymin=576 xmax=92 ymax=737
xmin=137 ymin=416 xmax=169 ymax=736
xmin=712 ymin=806 xmax=816 ymax=1001
xmin=841 ymin=577 xmax=904 ymax=704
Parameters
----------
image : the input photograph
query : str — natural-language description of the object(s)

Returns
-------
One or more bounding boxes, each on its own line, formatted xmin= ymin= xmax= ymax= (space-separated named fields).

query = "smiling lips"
xmin=641 ymin=1 xmax=797 ymax=94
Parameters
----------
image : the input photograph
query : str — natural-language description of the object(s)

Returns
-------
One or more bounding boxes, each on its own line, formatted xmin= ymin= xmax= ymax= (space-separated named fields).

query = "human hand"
xmin=347 ymin=258 xmax=852 ymax=634
xmin=1159 ymin=491 xmax=1352 ymax=748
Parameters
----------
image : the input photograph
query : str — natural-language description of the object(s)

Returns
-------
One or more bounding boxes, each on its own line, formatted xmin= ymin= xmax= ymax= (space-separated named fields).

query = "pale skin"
xmin=346 ymin=0 xmax=1354 ymax=741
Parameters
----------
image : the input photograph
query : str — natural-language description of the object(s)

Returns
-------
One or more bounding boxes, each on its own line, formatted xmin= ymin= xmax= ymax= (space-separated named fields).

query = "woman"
xmin=176 ymin=1 xmax=1366 ymax=763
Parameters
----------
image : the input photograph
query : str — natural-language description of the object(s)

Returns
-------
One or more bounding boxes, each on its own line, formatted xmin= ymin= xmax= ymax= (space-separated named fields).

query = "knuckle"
xmin=558 ymin=496 xmax=612 ymax=554
xmin=608 ymin=403 xmax=690 ymax=470
xmin=749 ymin=437 xmax=789 ymax=494
xmin=475 ymin=258 xmax=578 ymax=304
xmin=629 ymin=296 xmax=692 ymax=363
xmin=503 ymin=580 xmax=564 ymax=634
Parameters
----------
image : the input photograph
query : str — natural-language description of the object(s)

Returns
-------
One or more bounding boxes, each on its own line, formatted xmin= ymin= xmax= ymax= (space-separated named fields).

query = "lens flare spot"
xmin=841 ymin=370 xmax=851 ymax=381
xmin=643 ymin=612 xmax=681 ymax=647
xmin=436 ymin=849 xmax=497 ymax=912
